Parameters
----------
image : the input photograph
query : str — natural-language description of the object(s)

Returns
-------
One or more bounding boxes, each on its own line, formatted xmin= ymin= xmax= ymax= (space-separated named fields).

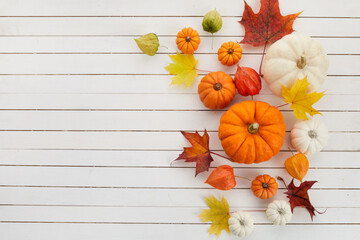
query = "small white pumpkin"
xmin=266 ymin=200 xmax=292 ymax=225
xmin=228 ymin=211 xmax=254 ymax=238
xmin=291 ymin=118 xmax=328 ymax=155
xmin=263 ymin=34 xmax=329 ymax=97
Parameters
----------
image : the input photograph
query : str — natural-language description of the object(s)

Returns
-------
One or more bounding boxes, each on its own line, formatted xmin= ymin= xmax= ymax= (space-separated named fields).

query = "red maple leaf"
xmin=176 ymin=130 xmax=214 ymax=177
xmin=239 ymin=0 xmax=301 ymax=47
xmin=279 ymin=177 xmax=325 ymax=220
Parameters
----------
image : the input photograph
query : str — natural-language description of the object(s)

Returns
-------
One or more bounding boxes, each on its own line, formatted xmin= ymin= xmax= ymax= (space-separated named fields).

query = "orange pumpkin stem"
xmin=213 ymin=82 xmax=223 ymax=91
xmin=185 ymin=36 xmax=191 ymax=42
xmin=247 ymin=122 xmax=259 ymax=134
xmin=227 ymin=48 xmax=234 ymax=54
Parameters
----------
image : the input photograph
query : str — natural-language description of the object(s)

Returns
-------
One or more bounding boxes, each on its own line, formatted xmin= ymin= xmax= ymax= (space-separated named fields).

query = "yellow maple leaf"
xmin=282 ymin=76 xmax=325 ymax=120
xmin=199 ymin=195 xmax=230 ymax=237
xmin=165 ymin=52 xmax=198 ymax=88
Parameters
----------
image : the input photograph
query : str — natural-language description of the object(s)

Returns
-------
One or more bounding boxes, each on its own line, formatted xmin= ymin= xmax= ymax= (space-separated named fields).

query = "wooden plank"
xmin=0 ymin=37 xmax=358 ymax=54
xmin=0 ymin=132 xmax=357 ymax=151
xmin=0 ymin=150 xmax=359 ymax=168
xmin=0 ymin=76 xmax=357 ymax=95
xmin=0 ymin=94 xmax=357 ymax=110
xmin=0 ymin=54 xmax=357 ymax=75
xmin=0 ymin=224 xmax=358 ymax=240
xmin=0 ymin=0 xmax=358 ymax=17
xmin=0 ymin=110 xmax=358 ymax=131
xmin=0 ymin=187 xmax=358 ymax=208
xmin=0 ymin=206 xmax=358 ymax=223
xmin=0 ymin=111 xmax=358 ymax=132
xmin=0 ymin=17 xmax=358 ymax=36
xmin=0 ymin=166 xmax=358 ymax=188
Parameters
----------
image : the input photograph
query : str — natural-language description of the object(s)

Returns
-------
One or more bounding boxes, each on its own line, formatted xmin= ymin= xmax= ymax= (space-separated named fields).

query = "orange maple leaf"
xmin=176 ymin=130 xmax=214 ymax=177
xmin=239 ymin=0 xmax=301 ymax=47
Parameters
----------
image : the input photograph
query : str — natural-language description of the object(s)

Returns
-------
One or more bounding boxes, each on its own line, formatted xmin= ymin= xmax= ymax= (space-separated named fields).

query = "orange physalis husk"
xmin=205 ymin=165 xmax=236 ymax=190
xmin=285 ymin=153 xmax=309 ymax=182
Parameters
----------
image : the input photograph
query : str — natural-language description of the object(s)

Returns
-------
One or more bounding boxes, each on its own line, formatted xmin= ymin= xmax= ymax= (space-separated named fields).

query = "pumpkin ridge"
xmin=206 ymin=72 xmax=218 ymax=83
xmin=253 ymin=134 xmax=273 ymax=162
xmin=201 ymin=82 xmax=215 ymax=89
xmin=268 ymin=60 xmax=298 ymax=84
xmin=228 ymin=107 xmax=248 ymax=125
xmin=262 ymin=174 xmax=269 ymax=183
xmin=219 ymin=88 xmax=233 ymax=104
xmin=258 ymin=130 xmax=284 ymax=153
xmin=220 ymin=111 xmax=245 ymax=126
xmin=259 ymin=125 xmax=285 ymax=135
xmin=238 ymin=101 xmax=256 ymax=124
xmin=176 ymin=41 xmax=186 ymax=50
xmin=216 ymin=91 xmax=225 ymax=108
xmin=244 ymin=136 xmax=256 ymax=163
xmin=230 ymin=134 xmax=249 ymax=163
xmin=190 ymin=40 xmax=198 ymax=49
xmin=201 ymin=91 xmax=217 ymax=107
xmin=220 ymin=134 xmax=247 ymax=161
xmin=222 ymin=84 xmax=236 ymax=94
xmin=177 ymin=31 xmax=186 ymax=38
xmin=185 ymin=27 xmax=192 ymax=36
xmin=222 ymin=54 xmax=230 ymax=65
xmin=198 ymin=87 xmax=213 ymax=98
xmin=254 ymin=101 xmax=271 ymax=123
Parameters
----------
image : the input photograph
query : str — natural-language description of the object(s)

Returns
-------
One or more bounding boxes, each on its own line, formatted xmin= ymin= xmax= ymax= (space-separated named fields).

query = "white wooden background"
xmin=0 ymin=0 xmax=359 ymax=239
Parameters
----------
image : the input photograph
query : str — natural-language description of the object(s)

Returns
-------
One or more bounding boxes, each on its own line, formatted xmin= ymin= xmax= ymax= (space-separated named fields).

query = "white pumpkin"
xmin=228 ymin=211 xmax=254 ymax=238
xmin=291 ymin=118 xmax=328 ymax=155
xmin=263 ymin=34 xmax=329 ymax=97
xmin=266 ymin=200 xmax=292 ymax=225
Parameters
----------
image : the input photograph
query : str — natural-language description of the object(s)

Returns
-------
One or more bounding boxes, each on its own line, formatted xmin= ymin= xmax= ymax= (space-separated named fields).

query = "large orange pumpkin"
xmin=218 ymin=100 xmax=286 ymax=164
xmin=251 ymin=174 xmax=278 ymax=199
xmin=198 ymin=71 xmax=236 ymax=109
xmin=176 ymin=27 xmax=200 ymax=54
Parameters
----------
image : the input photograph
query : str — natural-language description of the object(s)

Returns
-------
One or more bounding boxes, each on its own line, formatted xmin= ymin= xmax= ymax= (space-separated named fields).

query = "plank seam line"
xmin=0 ymin=109 xmax=357 ymax=113
xmin=0 ymin=35 xmax=359 ymax=38
xmin=0 ymin=149 xmax=356 ymax=152
xmin=0 ymin=204 xmax=346 ymax=208
xmin=0 ymin=221 xmax=358 ymax=225
xmin=0 ymin=165 xmax=357 ymax=170
xmin=0 ymin=52 xmax=358 ymax=56
xmin=0 ymin=130 xmax=356 ymax=133
xmin=0 ymin=16 xmax=359 ymax=19
xmin=0 ymin=186 xmax=358 ymax=190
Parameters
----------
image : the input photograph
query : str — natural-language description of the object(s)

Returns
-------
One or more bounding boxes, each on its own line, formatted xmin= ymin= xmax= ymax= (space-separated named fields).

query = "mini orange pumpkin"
xmin=251 ymin=174 xmax=278 ymax=199
xmin=198 ymin=71 xmax=236 ymax=109
xmin=217 ymin=41 xmax=242 ymax=66
xmin=176 ymin=27 xmax=200 ymax=54
xmin=218 ymin=100 xmax=286 ymax=164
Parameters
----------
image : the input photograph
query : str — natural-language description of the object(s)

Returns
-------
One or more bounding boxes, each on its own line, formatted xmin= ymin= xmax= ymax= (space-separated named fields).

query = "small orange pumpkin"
xmin=198 ymin=71 xmax=236 ymax=109
xmin=217 ymin=41 xmax=242 ymax=66
xmin=251 ymin=174 xmax=278 ymax=199
xmin=218 ymin=100 xmax=286 ymax=164
xmin=176 ymin=27 xmax=200 ymax=54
